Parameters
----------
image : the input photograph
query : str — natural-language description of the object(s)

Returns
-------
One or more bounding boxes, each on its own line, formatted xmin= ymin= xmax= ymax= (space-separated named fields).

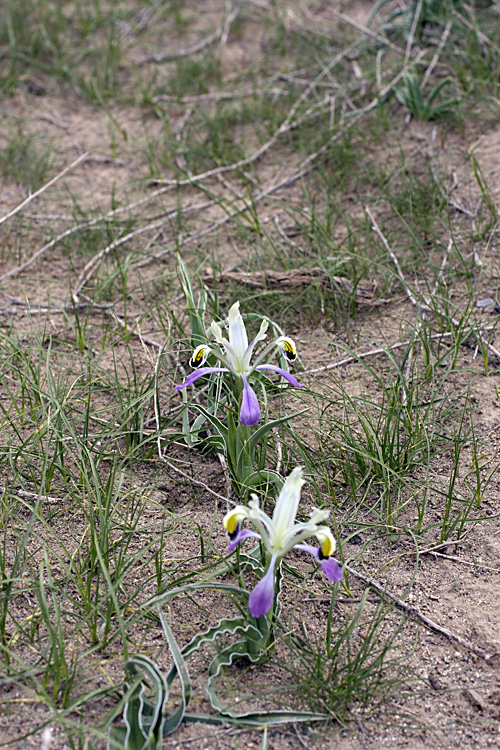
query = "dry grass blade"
xmin=326 ymin=7 xmax=404 ymax=55
xmin=203 ymin=268 xmax=379 ymax=303
xmin=366 ymin=206 xmax=500 ymax=361
xmin=140 ymin=1 xmax=241 ymax=63
xmin=0 ymin=152 xmax=88 ymax=227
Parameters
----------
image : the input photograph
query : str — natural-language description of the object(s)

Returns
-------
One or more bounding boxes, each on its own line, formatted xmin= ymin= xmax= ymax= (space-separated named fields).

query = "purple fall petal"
xmin=255 ymin=364 xmax=304 ymax=388
xmin=249 ymin=560 xmax=276 ymax=618
xmin=227 ymin=527 xmax=261 ymax=554
xmin=320 ymin=556 xmax=343 ymax=581
xmin=175 ymin=367 xmax=229 ymax=391
xmin=294 ymin=543 xmax=343 ymax=581
xmin=294 ymin=543 xmax=318 ymax=558
xmin=240 ymin=376 xmax=261 ymax=426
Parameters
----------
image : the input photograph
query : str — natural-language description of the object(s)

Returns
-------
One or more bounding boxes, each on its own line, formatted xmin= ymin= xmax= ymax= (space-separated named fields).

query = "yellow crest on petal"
xmin=189 ymin=345 xmax=210 ymax=369
xmin=277 ymin=336 xmax=297 ymax=362
xmin=316 ymin=527 xmax=336 ymax=558
xmin=223 ymin=507 xmax=247 ymax=535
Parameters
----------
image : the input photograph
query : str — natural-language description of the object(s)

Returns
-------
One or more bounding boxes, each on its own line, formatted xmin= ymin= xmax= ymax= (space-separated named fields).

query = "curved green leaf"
xmin=242 ymin=470 xmax=284 ymax=492
xmin=108 ymin=655 xmax=169 ymax=750
xmin=244 ymin=408 xmax=308 ymax=460
xmin=145 ymin=581 xmax=249 ymax=610
xmin=158 ymin=613 xmax=191 ymax=735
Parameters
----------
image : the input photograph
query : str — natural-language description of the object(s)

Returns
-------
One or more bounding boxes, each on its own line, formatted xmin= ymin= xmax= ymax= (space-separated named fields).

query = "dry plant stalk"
xmin=345 ymin=564 xmax=493 ymax=661
xmin=365 ymin=207 xmax=500 ymax=361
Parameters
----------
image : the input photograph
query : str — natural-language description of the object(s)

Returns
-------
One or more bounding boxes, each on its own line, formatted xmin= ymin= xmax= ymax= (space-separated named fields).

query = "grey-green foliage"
xmin=395 ymin=75 xmax=459 ymax=121
xmin=108 ymin=579 xmax=327 ymax=749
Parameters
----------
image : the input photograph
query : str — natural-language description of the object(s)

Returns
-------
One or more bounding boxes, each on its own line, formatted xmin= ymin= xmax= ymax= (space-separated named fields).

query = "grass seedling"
xmin=280 ymin=592 xmax=413 ymax=720
xmin=395 ymin=75 xmax=460 ymax=122
xmin=36 ymin=553 xmax=79 ymax=706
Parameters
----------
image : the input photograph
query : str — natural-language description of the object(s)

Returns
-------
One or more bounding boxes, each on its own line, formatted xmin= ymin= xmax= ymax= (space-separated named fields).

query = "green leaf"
xmin=246 ymin=709 xmax=329 ymax=725
xmin=108 ymin=655 xmax=169 ymax=750
xmin=182 ymin=710 xmax=328 ymax=727
xmin=426 ymin=78 xmax=451 ymax=106
xmin=204 ymin=632 xmax=327 ymax=725
xmin=188 ymin=403 xmax=229 ymax=442
xmin=174 ymin=616 xmax=250 ymax=666
xmin=145 ymin=581 xmax=250 ymax=610
xmin=199 ymin=435 xmax=226 ymax=454
xmin=227 ymin=408 xmax=239 ymax=471
xmin=177 ymin=254 xmax=207 ymax=348
xmin=158 ymin=612 xmax=191 ymax=735
xmin=244 ymin=408 xmax=308 ymax=460
xmin=242 ymin=470 xmax=284 ymax=493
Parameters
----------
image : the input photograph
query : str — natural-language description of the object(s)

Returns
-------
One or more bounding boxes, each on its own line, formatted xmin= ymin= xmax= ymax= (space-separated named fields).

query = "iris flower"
xmin=223 ymin=467 xmax=343 ymax=617
xmin=176 ymin=301 xmax=303 ymax=426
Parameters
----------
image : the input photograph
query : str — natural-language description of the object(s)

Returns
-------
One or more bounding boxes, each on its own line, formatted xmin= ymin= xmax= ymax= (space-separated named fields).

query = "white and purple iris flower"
xmin=223 ymin=467 xmax=343 ymax=618
xmin=176 ymin=301 xmax=303 ymax=426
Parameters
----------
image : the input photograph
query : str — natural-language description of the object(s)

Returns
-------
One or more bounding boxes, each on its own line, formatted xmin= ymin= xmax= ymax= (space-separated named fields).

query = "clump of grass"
xmin=278 ymin=593 xmax=415 ymax=720
xmin=395 ymin=75 xmax=460 ymax=122
xmin=0 ymin=118 xmax=56 ymax=190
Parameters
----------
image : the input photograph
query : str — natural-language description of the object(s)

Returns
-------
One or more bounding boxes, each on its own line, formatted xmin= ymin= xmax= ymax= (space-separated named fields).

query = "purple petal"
xmin=240 ymin=376 xmax=261 ymax=426
xmin=320 ymin=557 xmax=343 ymax=581
xmin=294 ymin=543 xmax=318 ymax=557
xmin=227 ymin=527 xmax=261 ymax=554
xmin=175 ymin=367 xmax=229 ymax=391
xmin=249 ymin=561 xmax=276 ymax=618
xmin=294 ymin=544 xmax=343 ymax=581
xmin=255 ymin=364 xmax=304 ymax=388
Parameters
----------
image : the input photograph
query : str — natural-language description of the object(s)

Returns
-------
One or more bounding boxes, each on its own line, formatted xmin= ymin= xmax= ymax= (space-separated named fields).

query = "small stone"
xmin=464 ymin=689 xmax=487 ymax=711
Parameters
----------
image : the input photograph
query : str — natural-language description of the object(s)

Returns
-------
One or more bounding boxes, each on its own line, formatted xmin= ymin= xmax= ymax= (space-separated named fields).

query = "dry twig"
xmin=141 ymin=2 xmax=240 ymax=63
xmin=421 ymin=19 xmax=452 ymax=89
xmin=203 ymin=267 xmax=379 ymax=302
xmin=345 ymin=564 xmax=493 ymax=661
xmin=0 ymin=485 xmax=64 ymax=505
xmin=453 ymin=9 xmax=491 ymax=47
xmin=158 ymin=457 xmax=230 ymax=505
xmin=304 ymin=323 xmax=496 ymax=375
xmin=150 ymin=43 xmax=367 ymax=189
xmin=366 ymin=206 xmax=500 ymax=361
xmin=404 ymin=0 xmax=424 ymax=64
xmin=0 ymin=152 xmax=88 ymax=227
xmin=71 ymin=198 xmax=215 ymax=302
xmin=0 ymin=183 xmax=181 ymax=284
xmin=153 ymin=83 xmax=284 ymax=104
xmin=326 ymin=8 xmax=403 ymax=55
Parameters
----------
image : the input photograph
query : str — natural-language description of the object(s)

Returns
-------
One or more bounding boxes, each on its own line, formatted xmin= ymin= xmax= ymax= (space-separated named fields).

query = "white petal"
xmin=276 ymin=335 xmax=297 ymax=362
xmin=227 ymin=301 xmax=248 ymax=363
xmin=243 ymin=319 xmax=268 ymax=371
xmin=211 ymin=321 xmax=226 ymax=345
xmin=247 ymin=496 xmax=276 ymax=552
xmin=272 ymin=467 xmax=305 ymax=544
xmin=315 ymin=526 xmax=336 ymax=557
xmin=189 ymin=344 xmax=211 ymax=369
xmin=210 ymin=320 xmax=239 ymax=372
xmin=308 ymin=508 xmax=330 ymax=525
xmin=278 ymin=521 xmax=322 ymax=556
